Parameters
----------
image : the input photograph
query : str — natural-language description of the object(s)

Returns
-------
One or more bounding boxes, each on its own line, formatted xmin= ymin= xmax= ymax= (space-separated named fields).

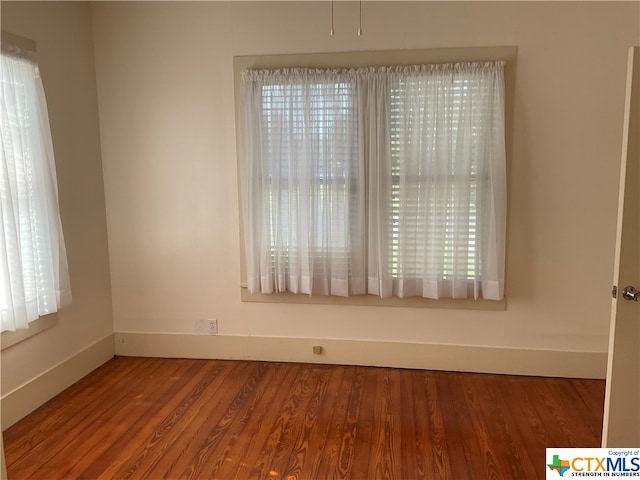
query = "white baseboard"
xmin=1 ymin=334 xmax=115 ymax=430
xmin=0 ymin=331 xmax=605 ymax=432
xmin=115 ymin=332 xmax=607 ymax=380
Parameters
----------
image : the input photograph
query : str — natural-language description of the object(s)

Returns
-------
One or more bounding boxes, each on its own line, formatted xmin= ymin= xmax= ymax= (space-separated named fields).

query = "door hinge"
xmin=612 ymin=285 xmax=618 ymax=299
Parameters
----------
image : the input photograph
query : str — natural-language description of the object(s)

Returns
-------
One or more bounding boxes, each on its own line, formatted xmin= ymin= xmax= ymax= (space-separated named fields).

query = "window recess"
xmin=234 ymin=47 xmax=515 ymax=309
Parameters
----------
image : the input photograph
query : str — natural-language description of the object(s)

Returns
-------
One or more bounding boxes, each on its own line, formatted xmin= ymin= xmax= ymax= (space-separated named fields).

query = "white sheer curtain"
xmin=241 ymin=62 xmax=505 ymax=300
xmin=366 ymin=63 xmax=506 ymax=300
xmin=241 ymin=69 xmax=366 ymax=296
xmin=0 ymin=46 xmax=71 ymax=332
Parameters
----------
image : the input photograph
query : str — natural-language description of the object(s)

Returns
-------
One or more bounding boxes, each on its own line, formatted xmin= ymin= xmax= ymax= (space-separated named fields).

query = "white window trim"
xmin=1 ymin=314 xmax=58 ymax=351
xmin=234 ymin=46 xmax=516 ymax=310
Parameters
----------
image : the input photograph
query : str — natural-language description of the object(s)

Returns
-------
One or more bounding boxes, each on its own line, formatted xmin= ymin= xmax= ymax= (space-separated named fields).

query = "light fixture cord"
xmin=330 ymin=0 xmax=335 ymax=36
xmin=358 ymin=0 xmax=363 ymax=36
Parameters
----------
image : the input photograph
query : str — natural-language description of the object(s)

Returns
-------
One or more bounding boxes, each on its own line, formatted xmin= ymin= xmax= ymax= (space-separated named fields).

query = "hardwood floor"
xmin=3 ymin=357 xmax=604 ymax=479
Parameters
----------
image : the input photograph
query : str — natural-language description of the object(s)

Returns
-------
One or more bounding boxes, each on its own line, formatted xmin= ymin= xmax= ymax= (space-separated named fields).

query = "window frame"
xmin=0 ymin=30 xmax=59 ymax=348
xmin=234 ymin=46 xmax=516 ymax=310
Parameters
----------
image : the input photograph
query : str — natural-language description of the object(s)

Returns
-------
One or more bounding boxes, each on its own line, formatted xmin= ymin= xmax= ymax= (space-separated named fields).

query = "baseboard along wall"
xmin=1 ymin=334 xmax=115 ymax=430
xmin=0 ymin=331 xmax=607 ymax=430
xmin=114 ymin=332 xmax=607 ymax=380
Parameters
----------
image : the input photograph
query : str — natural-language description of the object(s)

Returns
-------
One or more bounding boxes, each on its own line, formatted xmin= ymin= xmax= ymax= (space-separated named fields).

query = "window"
xmin=378 ymin=65 xmax=506 ymax=299
xmin=239 ymin=55 xmax=507 ymax=302
xmin=0 ymin=40 xmax=71 ymax=333
xmin=242 ymin=71 xmax=364 ymax=297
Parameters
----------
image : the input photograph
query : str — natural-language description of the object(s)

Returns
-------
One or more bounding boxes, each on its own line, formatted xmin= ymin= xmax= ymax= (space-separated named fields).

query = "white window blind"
xmin=242 ymin=70 xmax=366 ymax=296
xmin=0 ymin=44 xmax=71 ymax=332
xmin=241 ymin=62 xmax=506 ymax=300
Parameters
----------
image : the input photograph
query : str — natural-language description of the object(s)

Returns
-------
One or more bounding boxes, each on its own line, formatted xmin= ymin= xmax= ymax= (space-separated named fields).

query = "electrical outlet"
xmin=207 ymin=319 xmax=218 ymax=335
xmin=194 ymin=319 xmax=218 ymax=334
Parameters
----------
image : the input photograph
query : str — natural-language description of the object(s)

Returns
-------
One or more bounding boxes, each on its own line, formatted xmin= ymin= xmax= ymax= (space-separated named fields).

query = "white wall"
xmin=1 ymin=2 xmax=113 ymax=413
xmin=91 ymin=2 xmax=639 ymax=357
xmin=1 ymin=0 xmax=632 ymax=431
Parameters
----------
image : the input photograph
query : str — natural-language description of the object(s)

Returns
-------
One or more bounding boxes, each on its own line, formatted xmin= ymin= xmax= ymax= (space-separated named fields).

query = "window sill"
xmin=240 ymin=287 xmax=506 ymax=311
xmin=1 ymin=313 xmax=58 ymax=351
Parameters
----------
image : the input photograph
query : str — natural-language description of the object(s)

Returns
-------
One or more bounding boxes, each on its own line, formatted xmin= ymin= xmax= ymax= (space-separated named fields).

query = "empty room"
xmin=1 ymin=1 xmax=639 ymax=479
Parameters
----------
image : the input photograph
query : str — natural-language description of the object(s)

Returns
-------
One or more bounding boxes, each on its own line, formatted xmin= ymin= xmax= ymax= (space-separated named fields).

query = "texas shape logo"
xmin=547 ymin=455 xmax=571 ymax=477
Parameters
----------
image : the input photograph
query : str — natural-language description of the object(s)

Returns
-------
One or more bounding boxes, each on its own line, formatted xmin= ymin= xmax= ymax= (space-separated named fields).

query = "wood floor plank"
xmin=465 ymin=373 xmax=538 ymax=479
xmin=421 ymin=371 xmax=453 ymax=480
xmin=225 ymin=362 xmax=300 ymax=480
xmin=3 ymin=356 xmax=144 ymax=463
xmin=3 ymin=356 xmax=122 ymax=453
xmin=57 ymin=358 xmax=197 ymax=479
xmin=116 ymin=360 xmax=253 ymax=479
xmin=245 ymin=363 xmax=314 ymax=479
xmin=256 ymin=365 xmax=325 ymax=480
xmin=505 ymin=376 xmax=556 ymax=447
xmin=310 ymin=365 xmax=365 ymax=480
xmin=290 ymin=365 xmax=345 ymax=480
xmin=4 ymin=357 xmax=606 ymax=480
xmin=436 ymin=372 xmax=479 ymax=480
xmin=210 ymin=362 xmax=293 ymax=480
xmin=367 ymin=368 xmax=402 ymax=480
xmin=399 ymin=371 xmax=424 ymax=480
xmin=485 ymin=375 xmax=540 ymax=479
xmin=279 ymin=365 xmax=334 ymax=480
xmin=531 ymin=377 xmax=601 ymax=447
xmin=82 ymin=358 xmax=216 ymax=479
xmin=4 ymin=357 xmax=167 ymax=479
xmin=456 ymin=374 xmax=506 ymax=480
xmin=347 ymin=366 xmax=379 ymax=480
xmin=565 ymin=379 xmax=606 ymax=441
xmin=175 ymin=361 xmax=275 ymax=479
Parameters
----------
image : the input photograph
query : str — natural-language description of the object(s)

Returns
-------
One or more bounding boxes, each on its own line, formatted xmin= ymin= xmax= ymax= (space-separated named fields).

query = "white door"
xmin=602 ymin=46 xmax=640 ymax=447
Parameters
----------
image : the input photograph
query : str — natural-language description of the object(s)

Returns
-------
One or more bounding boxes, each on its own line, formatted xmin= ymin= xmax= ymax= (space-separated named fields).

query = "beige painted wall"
xmin=91 ymin=2 xmax=639 ymax=354
xmin=0 ymin=3 xmax=113 ymax=396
